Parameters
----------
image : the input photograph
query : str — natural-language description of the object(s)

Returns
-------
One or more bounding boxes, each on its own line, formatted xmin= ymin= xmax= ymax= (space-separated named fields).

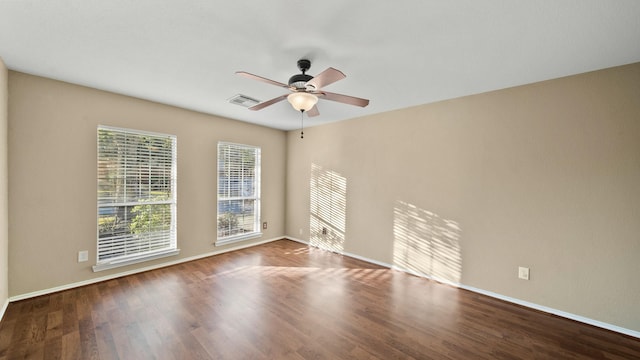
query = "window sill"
xmin=92 ymin=249 xmax=180 ymax=272
xmin=215 ymin=232 xmax=262 ymax=247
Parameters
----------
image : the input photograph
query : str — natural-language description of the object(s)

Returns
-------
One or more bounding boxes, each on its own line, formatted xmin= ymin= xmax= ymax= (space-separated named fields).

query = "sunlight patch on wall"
xmin=310 ymin=164 xmax=347 ymax=253
xmin=393 ymin=201 xmax=462 ymax=284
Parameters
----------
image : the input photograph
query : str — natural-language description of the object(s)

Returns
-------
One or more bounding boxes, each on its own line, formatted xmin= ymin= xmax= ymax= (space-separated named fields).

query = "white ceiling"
xmin=1 ymin=1 xmax=639 ymax=130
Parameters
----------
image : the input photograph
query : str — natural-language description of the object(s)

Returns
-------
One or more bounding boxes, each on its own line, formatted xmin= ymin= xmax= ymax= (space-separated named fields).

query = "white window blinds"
xmin=97 ymin=126 xmax=177 ymax=269
xmin=217 ymin=142 xmax=261 ymax=244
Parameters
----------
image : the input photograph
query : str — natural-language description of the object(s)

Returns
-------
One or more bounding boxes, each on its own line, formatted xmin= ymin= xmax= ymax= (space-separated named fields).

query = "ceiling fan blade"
xmin=307 ymin=105 xmax=320 ymax=117
xmin=248 ymin=94 xmax=288 ymax=111
xmin=236 ymin=71 xmax=289 ymax=88
xmin=306 ymin=67 xmax=345 ymax=90
xmin=319 ymin=91 xmax=370 ymax=107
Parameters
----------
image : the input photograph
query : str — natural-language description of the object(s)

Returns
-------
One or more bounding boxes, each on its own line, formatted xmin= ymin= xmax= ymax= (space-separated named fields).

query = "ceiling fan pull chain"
xmin=300 ymin=110 xmax=305 ymax=139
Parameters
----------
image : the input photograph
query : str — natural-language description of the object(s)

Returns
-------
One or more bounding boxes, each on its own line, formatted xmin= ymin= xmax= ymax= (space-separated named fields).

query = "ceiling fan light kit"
xmin=287 ymin=92 xmax=318 ymax=112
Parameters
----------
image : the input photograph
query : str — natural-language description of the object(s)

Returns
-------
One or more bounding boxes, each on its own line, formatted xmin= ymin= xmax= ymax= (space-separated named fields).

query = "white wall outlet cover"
xmin=78 ymin=250 xmax=89 ymax=262
xmin=518 ymin=266 xmax=530 ymax=280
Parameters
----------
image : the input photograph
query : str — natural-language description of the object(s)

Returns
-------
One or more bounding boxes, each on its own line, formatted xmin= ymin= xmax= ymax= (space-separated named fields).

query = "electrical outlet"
xmin=518 ymin=266 xmax=530 ymax=280
xmin=322 ymin=227 xmax=327 ymax=235
xmin=262 ymin=222 xmax=267 ymax=230
xmin=78 ymin=250 xmax=89 ymax=263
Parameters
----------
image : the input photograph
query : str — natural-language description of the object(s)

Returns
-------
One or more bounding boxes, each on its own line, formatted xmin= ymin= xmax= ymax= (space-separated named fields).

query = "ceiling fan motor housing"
xmin=288 ymin=73 xmax=313 ymax=89
xmin=288 ymin=59 xmax=313 ymax=89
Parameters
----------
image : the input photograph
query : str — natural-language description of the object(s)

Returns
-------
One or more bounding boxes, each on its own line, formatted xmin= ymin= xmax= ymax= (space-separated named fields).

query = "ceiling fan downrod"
xmin=297 ymin=59 xmax=311 ymax=74
xmin=289 ymin=59 xmax=313 ymax=89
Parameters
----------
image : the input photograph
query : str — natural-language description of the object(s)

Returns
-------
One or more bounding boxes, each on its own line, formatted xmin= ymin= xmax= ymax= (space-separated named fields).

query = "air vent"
xmin=228 ymin=94 xmax=260 ymax=107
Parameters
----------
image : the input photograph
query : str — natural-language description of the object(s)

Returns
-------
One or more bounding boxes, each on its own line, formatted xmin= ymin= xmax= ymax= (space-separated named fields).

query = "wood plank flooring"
xmin=1 ymin=239 xmax=638 ymax=359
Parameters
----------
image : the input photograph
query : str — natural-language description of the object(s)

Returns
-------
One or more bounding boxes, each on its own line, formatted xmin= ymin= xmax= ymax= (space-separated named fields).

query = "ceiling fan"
xmin=236 ymin=59 xmax=369 ymax=117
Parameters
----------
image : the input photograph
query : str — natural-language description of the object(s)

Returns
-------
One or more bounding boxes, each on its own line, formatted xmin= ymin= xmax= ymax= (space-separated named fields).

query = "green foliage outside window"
xmin=130 ymin=202 xmax=171 ymax=235
xmin=217 ymin=212 xmax=239 ymax=237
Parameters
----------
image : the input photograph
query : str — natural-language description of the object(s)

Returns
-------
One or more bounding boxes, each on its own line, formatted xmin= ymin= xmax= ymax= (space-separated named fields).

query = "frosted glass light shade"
xmin=287 ymin=92 xmax=318 ymax=112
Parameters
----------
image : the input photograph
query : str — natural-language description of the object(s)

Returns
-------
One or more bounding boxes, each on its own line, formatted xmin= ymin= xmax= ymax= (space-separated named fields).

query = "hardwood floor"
xmin=1 ymin=239 xmax=638 ymax=359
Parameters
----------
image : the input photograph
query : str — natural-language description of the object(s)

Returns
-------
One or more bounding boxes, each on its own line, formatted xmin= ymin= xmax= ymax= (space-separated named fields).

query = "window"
xmin=95 ymin=126 xmax=178 ymax=271
xmin=217 ymin=142 xmax=261 ymax=245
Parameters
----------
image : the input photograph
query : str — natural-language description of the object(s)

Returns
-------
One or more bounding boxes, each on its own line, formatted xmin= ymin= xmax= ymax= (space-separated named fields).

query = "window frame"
xmin=94 ymin=125 xmax=179 ymax=272
xmin=216 ymin=141 xmax=261 ymax=246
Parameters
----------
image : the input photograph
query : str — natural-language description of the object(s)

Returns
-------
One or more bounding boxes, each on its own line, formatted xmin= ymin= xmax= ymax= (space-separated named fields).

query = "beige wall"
xmin=0 ymin=58 xmax=8 ymax=314
xmin=8 ymin=72 xmax=286 ymax=296
xmin=286 ymin=63 xmax=640 ymax=332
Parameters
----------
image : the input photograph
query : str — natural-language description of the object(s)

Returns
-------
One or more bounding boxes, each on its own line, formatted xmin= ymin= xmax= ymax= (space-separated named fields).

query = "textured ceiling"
xmin=1 ymin=1 xmax=639 ymax=130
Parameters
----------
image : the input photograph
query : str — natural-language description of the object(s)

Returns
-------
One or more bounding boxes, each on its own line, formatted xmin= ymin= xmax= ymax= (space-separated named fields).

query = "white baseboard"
xmin=287 ymin=237 xmax=395 ymax=269
xmin=9 ymin=236 xmax=283 ymax=302
xmin=0 ymin=297 xmax=8 ymax=321
xmin=342 ymin=249 xmax=394 ymax=269
xmin=287 ymin=237 xmax=640 ymax=339
xmin=457 ymin=284 xmax=640 ymax=339
xmin=285 ymin=236 xmax=308 ymax=245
